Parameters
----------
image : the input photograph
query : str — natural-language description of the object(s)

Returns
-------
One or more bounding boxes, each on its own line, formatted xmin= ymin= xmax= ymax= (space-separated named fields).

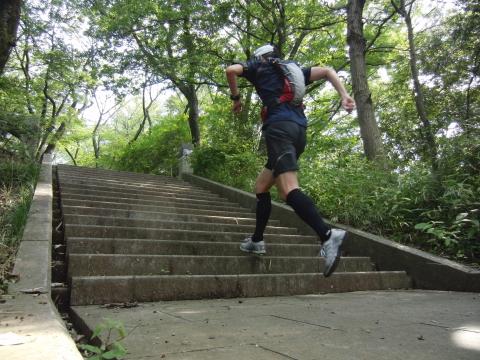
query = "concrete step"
xmin=57 ymin=173 xmax=217 ymax=196
xmin=57 ymin=173 xmax=215 ymax=194
xmin=60 ymin=191 xmax=237 ymax=208
xmin=68 ymin=254 xmax=373 ymax=277
xmin=65 ymin=225 xmax=318 ymax=244
xmin=58 ymin=183 xmax=224 ymax=202
xmin=57 ymin=172 xmax=202 ymax=191
xmin=61 ymin=199 xmax=253 ymax=217
xmin=57 ymin=165 xmax=186 ymax=184
xmin=67 ymin=238 xmax=319 ymax=257
xmin=58 ymin=177 xmax=209 ymax=197
xmin=69 ymin=272 xmax=412 ymax=305
xmin=61 ymin=206 xmax=280 ymax=226
xmin=63 ymin=214 xmax=297 ymax=235
xmin=58 ymin=166 xmax=412 ymax=306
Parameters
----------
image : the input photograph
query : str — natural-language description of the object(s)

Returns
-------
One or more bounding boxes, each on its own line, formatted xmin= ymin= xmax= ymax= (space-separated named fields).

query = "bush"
xmin=108 ymin=116 xmax=191 ymax=176
xmin=300 ymin=156 xmax=479 ymax=264
xmin=0 ymin=160 xmax=39 ymax=187
xmin=191 ymin=145 xmax=263 ymax=191
xmin=0 ymin=159 xmax=39 ymax=247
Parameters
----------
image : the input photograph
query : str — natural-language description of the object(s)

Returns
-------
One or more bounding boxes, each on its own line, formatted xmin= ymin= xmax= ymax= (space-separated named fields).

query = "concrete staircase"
xmin=56 ymin=165 xmax=411 ymax=306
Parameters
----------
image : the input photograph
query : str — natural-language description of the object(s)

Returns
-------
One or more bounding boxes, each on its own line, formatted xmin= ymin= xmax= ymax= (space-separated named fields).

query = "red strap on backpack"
xmin=261 ymin=106 xmax=268 ymax=122
xmin=279 ymin=78 xmax=294 ymax=103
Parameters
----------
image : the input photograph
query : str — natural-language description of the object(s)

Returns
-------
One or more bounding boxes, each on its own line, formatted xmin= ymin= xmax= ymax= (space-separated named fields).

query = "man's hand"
xmin=232 ymin=100 xmax=242 ymax=113
xmin=310 ymin=67 xmax=356 ymax=114
xmin=226 ymin=64 xmax=244 ymax=114
xmin=342 ymin=95 xmax=356 ymax=113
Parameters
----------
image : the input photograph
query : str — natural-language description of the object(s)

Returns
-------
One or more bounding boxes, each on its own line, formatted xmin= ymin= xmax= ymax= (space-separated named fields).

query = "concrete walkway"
xmin=72 ymin=290 xmax=480 ymax=360
xmin=0 ymin=155 xmax=82 ymax=360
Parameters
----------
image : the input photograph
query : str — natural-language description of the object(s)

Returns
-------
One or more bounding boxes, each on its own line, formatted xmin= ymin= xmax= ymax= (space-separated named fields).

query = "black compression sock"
xmin=252 ymin=192 xmax=271 ymax=242
xmin=286 ymin=188 xmax=331 ymax=242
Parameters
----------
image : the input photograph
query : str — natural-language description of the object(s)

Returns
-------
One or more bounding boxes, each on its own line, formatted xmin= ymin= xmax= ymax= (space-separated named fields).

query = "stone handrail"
xmin=182 ymin=173 xmax=480 ymax=293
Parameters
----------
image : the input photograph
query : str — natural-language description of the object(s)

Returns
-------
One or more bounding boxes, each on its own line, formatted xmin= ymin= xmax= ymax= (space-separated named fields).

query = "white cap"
xmin=253 ymin=44 xmax=275 ymax=58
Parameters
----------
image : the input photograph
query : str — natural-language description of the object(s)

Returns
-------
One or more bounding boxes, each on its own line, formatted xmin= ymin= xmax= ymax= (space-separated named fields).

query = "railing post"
xmin=178 ymin=143 xmax=194 ymax=177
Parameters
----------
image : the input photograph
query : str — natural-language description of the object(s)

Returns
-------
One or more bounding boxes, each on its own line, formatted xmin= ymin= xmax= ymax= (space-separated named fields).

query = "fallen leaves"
xmin=101 ymin=301 xmax=138 ymax=309
xmin=19 ymin=287 xmax=47 ymax=295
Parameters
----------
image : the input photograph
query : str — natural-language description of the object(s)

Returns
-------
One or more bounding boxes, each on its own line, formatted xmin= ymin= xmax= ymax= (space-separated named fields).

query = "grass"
xmin=0 ymin=159 xmax=39 ymax=294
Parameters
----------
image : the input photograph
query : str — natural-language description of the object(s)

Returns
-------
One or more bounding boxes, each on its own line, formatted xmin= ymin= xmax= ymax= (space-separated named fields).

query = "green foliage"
xmin=300 ymin=156 xmax=397 ymax=230
xmin=0 ymin=158 xmax=39 ymax=293
xmin=190 ymin=92 xmax=265 ymax=191
xmin=411 ymin=177 xmax=479 ymax=260
xmin=303 ymin=153 xmax=479 ymax=263
xmin=57 ymin=117 xmax=95 ymax=165
xmin=0 ymin=160 xmax=39 ymax=188
xmin=80 ymin=318 xmax=127 ymax=360
xmin=109 ymin=115 xmax=191 ymax=175
xmin=0 ymin=160 xmax=39 ymax=247
xmin=191 ymin=144 xmax=263 ymax=191
xmin=0 ymin=112 xmax=41 ymax=160
xmin=1 ymin=1 xmax=95 ymax=162
xmin=423 ymin=130 xmax=480 ymax=260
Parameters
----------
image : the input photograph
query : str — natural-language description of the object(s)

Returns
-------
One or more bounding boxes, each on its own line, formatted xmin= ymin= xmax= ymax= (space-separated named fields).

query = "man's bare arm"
xmin=310 ymin=67 xmax=355 ymax=112
xmin=225 ymin=64 xmax=244 ymax=113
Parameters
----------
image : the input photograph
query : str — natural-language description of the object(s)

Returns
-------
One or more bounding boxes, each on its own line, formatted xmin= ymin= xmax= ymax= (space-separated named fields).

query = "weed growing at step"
xmin=79 ymin=318 xmax=128 ymax=359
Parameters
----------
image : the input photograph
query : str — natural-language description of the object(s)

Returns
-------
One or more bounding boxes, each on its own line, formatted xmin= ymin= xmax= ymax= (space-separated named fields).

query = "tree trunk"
xmin=396 ymin=0 xmax=438 ymax=171
xmin=92 ymin=116 xmax=102 ymax=166
xmin=185 ymin=85 xmax=200 ymax=146
xmin=181 ymin=14 xmax=201 ymax=147
xmin=44 ymin=121 xmax=65 ymax=155
xmin=171 ymin=82 xmax=200 ymax=147
xmin=347 ymin=0 xmax=386 ymax=163
xmin=130 ymin=84 xmax=149 ymax=144
xmin=64 ymin=146 xmax=78 ymax=166
xmin=0 ymin=0 xmax=21 ymax=74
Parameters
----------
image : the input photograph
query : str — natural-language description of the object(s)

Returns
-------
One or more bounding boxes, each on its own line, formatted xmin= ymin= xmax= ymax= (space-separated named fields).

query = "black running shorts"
xmin=264 ymin=121 xmax=307 ymax=177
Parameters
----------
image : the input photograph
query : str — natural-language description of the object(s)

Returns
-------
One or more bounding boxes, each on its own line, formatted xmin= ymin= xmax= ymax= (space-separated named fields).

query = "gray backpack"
xmin=268 ymin=58 xmax=306 ymax=106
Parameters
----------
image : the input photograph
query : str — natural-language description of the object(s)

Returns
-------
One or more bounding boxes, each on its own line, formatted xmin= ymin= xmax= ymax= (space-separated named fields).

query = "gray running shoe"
xmin=319 ymin=229 xmax=346 ymax=277
xmin=240 ymin=236 xmax=266 ymax=255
